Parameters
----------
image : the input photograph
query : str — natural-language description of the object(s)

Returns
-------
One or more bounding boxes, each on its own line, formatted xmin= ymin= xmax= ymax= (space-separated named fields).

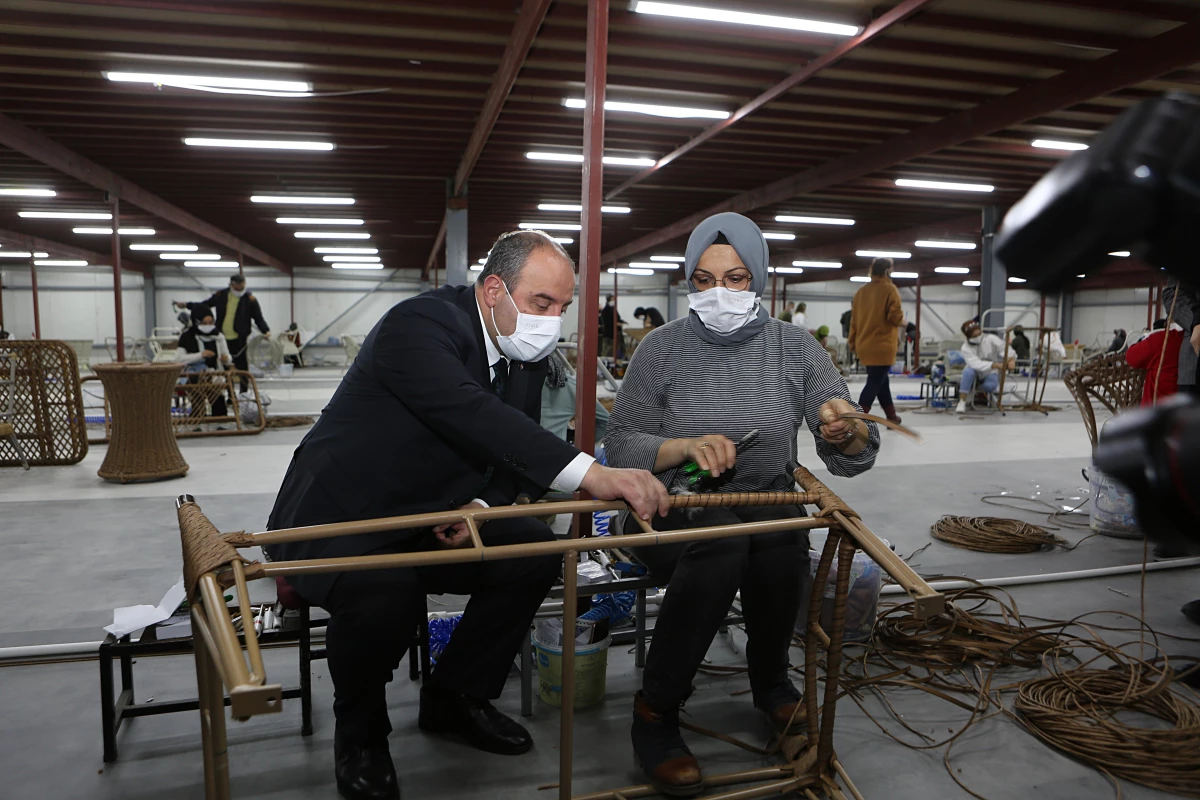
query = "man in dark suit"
xmin=265 ymin=230 xmax=668 ymax=800
xmin=174 ymin=273 xmax=270 ymax=389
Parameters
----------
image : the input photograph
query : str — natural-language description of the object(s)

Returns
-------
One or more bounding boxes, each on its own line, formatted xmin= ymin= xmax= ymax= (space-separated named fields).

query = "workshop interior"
xmin=1 ymin=2 xmax=1199 ymax=800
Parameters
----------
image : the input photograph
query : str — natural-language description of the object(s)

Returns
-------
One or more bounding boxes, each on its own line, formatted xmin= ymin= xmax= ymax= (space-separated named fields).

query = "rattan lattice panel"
xmin=1063 ymin=351 xmax=1147 ymax=447
xmin=84 ymin=369 xmax=266 ymax=444
xmin=0 ymin=340 xmax=89 ymax=467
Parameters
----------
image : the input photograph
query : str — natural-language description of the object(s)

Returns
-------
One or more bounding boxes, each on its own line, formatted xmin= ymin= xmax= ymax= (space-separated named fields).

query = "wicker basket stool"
xmin=93 ymin=362 xmax=189 ymax=483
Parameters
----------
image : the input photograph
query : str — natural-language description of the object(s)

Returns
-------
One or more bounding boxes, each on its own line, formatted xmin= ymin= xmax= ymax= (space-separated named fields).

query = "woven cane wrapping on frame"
xmin=178 ymin=502 xmax=256 ymax=599
xmin=93 ymin=362 xmax=190 ymax=483
xmin=1063 ymin=351 xmax=1147 ymax=447
xmin=0 ymin=341 xmax=88 ymax=467
xmin=791 ymin=464 xmax=859 ymax=520
xmin=668 ymin=491 xmax=817 ymax=508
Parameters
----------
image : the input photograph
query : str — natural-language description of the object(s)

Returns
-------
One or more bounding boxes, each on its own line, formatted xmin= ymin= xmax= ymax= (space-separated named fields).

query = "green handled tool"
xmin=681 ymin=429 xmax=759 ymax=485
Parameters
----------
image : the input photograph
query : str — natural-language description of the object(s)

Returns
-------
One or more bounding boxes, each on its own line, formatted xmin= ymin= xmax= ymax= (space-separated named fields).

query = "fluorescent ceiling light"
xmin=775 ymin=215 xmax=854 ymax=226
xmin=518 ymin=222 xmax=582 ymax=231
xmin=161 ymin=252 xmax=221 ymax=260
xmin=294 ymin=231 xmax=371 ymax=239
xmin=276 ymin=217 xmax=363 ymax=225
xmin=251 ymin=195 xmax=354 ymax=204
xmin=469 ymin=264 xmax=484 ymax=271
xmin=73 ymin=227 xmax=155 ymax=235
xmin=537 ymin=203 xmax=631 ymax=214
xmin=650 ymin=255 xmax=685 ymax=262
xmin=850 ymin=276 xmax=870 ymax=283
xmin=963 ymin=280 xmax=981 ymax=287
xmin=564 ymin=98 xmax=729 ymax=120
xmin=767 ymin=266 xmax=804 ymax=274
xmin=19 ymin=210 xmax=111 ymax=220
xmin=0 ymin=188 xmax=55 ymax=197
xmin=608 ymin=267 xmax=655 ymax=276
xmin=856 ymin=249 xmax=911 ymax=259
xmin=890 ymin=271 xmax=919 ymax=279
xmin=322 ymin=255 xmax=380 ymax=263
xmin=314 ymin=246 xmax=377 ymax=254
xmin=1076 ymin=274 xmax=1086 ymax=278
xmin=1008 ymin=277 xmax=1027 ymax=283
xmin=631 ymin=1 xmax=858 ymax=36
xmin=793 ymin=260 xmax=841 ymax=268
xmin=1031 ymin=139 xmax=1089 ymax=151
xmin=934 ymin=266 xmax=971 ymax=274
xmin=1109 ymin=251 xmax=1131 ymax=257
xmin=184 ymin=137 xmax=334 ymax=151
xmin=105 ymin=72 xmax=312 ymax=97
xmin=628 ymin=262 xmax=679 ymax=270
xmin=915 ymin=240 xmax=976 ymax=250
xmin=0 ymin=251 xmax=49 ymax=258
xmin=762 ymin=232 xmax=795 ymax=241
xmin=331 ymin=263 xmax=385 ymax=270
xmin=184 ymin=261 xmax=240 ymax=267
xmin=895 ymin=178 xmax=994 ymax=193
xmin=525 ymin=152 xmax=657 ymax=168
xmin=35 ymin=260 xmax=87 ymax=267
xmin=130 ymin=243 xmax=197 ymax=251
xmin=552 ymin=237 xmax=574 ymax=244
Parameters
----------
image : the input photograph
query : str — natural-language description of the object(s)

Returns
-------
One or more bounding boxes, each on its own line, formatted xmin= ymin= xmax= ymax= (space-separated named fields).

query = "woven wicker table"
xmin=93 ymin=362 xmax=189 ymax=483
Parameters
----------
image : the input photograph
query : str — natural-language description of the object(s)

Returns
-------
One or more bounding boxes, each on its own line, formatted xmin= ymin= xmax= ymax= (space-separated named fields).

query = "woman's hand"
xmin=683 ymin=434 xmax=738 ymax=477
xmin=818 ymin=398 xmax=864 ymax=451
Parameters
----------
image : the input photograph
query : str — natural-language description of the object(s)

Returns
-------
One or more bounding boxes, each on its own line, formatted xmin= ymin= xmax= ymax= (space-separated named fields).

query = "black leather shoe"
xmin=334 ymin=732 xmax=400 ymax=800
xmin=418 ymin=686 xmax=533 ymax=755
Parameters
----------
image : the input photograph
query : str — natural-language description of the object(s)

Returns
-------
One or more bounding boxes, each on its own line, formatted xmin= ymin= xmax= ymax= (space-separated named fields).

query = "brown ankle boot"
xmin=631 ymin=692 xmax=703 ymax=797
xmin=754 ymin=681 xmax=806 ymax=735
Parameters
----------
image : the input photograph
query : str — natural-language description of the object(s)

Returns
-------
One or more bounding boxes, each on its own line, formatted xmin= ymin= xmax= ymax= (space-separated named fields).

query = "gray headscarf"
xmin=684 ymin=212 xmax=770 ymax=345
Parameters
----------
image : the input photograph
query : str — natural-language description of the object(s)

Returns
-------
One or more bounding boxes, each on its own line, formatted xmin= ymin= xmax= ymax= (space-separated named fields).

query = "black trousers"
xmin=858 ymin=365 xmax=894 ymax=411
xmin=227 ymin=338 xmax=250 ymax=392
xmin=315 ymin=518 xmax=560 ymax=746
xmin=627 ymin=505 xmax=809 ymax=708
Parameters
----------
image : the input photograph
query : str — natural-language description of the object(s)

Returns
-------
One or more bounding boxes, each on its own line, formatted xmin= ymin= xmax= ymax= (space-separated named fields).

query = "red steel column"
xmin=1146 ymin=283 xmax=1154 ymax=329
xmin=565 ymin=2 xmax=607 ymax=799
xmin=0 ymin=266 xmax=5 ymax=329
xmin=611 ymin=269 xmax=618 ymax=359
xmin=30 ymin=255 xmax=41 ymax=339
xmin=914 ymin=274 xmax=921 ymax=371
xmin=111 ymin=196 xmax=126 ymax=361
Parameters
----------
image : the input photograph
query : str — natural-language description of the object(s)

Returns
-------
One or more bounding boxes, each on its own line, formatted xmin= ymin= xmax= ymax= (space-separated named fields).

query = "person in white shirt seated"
xmin=792 ymin=302 xmax=809 ymax=329
xmin=956 ymin=319 xmax=1015 ymax=413
xmin=175 ymin=311 xmax=232 ymax=416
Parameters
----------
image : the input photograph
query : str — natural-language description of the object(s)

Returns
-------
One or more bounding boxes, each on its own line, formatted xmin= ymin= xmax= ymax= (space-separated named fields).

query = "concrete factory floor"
xmin=2 ymin=369 xmax=1197 ymax=800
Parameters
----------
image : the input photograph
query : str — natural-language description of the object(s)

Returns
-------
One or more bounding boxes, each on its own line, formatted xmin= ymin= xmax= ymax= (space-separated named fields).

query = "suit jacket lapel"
xmin=453 ymin=286 xmax=492 ymax=389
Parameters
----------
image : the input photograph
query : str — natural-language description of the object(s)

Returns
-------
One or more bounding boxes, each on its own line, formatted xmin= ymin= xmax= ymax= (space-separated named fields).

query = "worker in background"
xmin=600 ymin=294 xmax=624 ymax=358
xmin=847 ymin=258 xmax=905 ymax=424
xmin=175 ymin=273 xmax=270 ymax=390
xmin=840 ymin=308 xmax=852 ymax=339
xmin=792 ymin=301 xmax=808 ymax=329
xmin=1125 ymin=318 xmax=1185 ymax=406
xmin=175 ymin=310 xmax=232 ymax=418
xmin=955 ymin=319 xmax=1016 ymax=414
xmin=1010 ymin=325 xmax=1032 ymax=362
xmin=1107 ymin=328 xmax=1128 ymax=352
xmin=634 ymin=306 xmax=666 ymax=328
xmin=265 ymin=230 xmax=669 ymax=800
xmin=778 ymin=301 xmax=794 ymax=324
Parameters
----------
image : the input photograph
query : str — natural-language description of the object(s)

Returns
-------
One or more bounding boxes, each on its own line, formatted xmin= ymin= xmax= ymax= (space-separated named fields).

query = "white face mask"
xmin=490 ymin=282 xmax=562 ymax=363
xmin=687 ymin=287 xmax=760 ymax=334
xmin=197 ymin=324 xmax=216 ymax=334
xmin=231 ymin=287 xmax=246 ymax=298
xmin=968 ymin=335 xmax=982 ymax=345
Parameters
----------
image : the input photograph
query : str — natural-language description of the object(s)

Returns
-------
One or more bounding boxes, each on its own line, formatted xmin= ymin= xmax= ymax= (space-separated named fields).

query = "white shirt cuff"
xmin=469 ymin=498 xmax=489 ymax=508
xmin=550 ymin=452 xmax=596 ymax=493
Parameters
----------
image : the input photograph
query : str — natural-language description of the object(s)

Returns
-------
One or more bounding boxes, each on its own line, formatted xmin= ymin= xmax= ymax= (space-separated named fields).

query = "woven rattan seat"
xmin=1063 ymin=351 xmax=1147 ymax=447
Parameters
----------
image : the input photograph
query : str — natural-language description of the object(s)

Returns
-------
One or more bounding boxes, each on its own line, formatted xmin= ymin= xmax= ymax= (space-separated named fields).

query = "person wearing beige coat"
xmin=847 ymin=258 xmax=905 ymax=423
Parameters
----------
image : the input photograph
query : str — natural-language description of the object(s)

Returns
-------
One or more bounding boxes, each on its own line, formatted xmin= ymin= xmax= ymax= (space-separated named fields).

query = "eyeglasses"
xmin=691 ymin=270 xmax=752 ymax=291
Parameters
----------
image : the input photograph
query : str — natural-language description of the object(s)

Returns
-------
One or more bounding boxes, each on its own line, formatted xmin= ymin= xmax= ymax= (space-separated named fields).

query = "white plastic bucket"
xmin=1088 ymin=461 xmax=1141 ymax=539
xmin=278 ymin=363 xmax=294 ymax=377
xmin=532 ymin=634 xmax=610 ymax=708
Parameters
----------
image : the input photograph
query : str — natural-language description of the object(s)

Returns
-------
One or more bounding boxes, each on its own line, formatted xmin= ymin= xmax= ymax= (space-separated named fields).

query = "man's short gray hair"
xmin=477 ymin=230 xmax=574 ymax=287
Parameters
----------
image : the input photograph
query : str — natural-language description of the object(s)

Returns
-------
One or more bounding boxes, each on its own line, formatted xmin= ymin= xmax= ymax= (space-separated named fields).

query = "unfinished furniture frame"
xmin=1063 ymin=350 xmax=1148 ymax=447
xmin=0 ymin=351 xmax=30 ymax=469
xmin=0 ymin=340 xmax=88 ymax=467
xmin=177 ymin=468 xmax=942 ymax=800
xmin=995 ymin=325 xmax=1060 ymax=415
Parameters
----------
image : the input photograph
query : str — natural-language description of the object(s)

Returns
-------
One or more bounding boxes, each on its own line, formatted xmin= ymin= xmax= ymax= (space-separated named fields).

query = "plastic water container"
xmin=795 ymin=539 xmax=885 ymax=644
xmin=532 ymin=631 xmax=611 ymax=709
xmin=278 ymin=363 xmax=294 ymax=377
xmin=1088 ymin=461 xmax=1141 ymax=539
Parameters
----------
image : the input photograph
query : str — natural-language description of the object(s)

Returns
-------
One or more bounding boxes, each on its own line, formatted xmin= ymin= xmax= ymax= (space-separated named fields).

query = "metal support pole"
xmin=914 ymin=274 xmax=921 ymax=371
xmin=290 ymin=271 xmax=296 ymax=326
xmin=979 ymin=206 xmax=1004 ymax=327
xmin=29 ymin=256 xmax=41 ymax=339
xmin=143 ymin=270 xmax=156 ymax=339
xmin=237 ymin=252 xmax=244 ymax=277
xmin=1146 ymin=283 xmax=1155 ymax=329
xmin=1060 ymin=291 xmax=1075 ymax=343
xmin=664 ymin=273 xmax=676 ymax=322
xmin=110 ymin=196 xmax=126 ymax=361
xmin=612 ymin=269 xmax=618 ymax=360
xmin=770 ymin=272 xmax=777 ymax=316
xmin=1156 ymin=281 xmax=1164 ymax=319
xmin=445 ymin=189 xmax=469 ymax=288
xmin=0 ymin=267 xmax=5 ymax=329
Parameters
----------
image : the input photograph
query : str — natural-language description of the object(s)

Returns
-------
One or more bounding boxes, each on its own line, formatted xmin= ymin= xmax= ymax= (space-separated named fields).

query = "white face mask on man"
xmin=687 ymin=287 xmax=760 ymax=334
xmin=231 ymin=286 xmax=246 ymax=298
xmin=490 ymin=281 xmax=562 ymax=362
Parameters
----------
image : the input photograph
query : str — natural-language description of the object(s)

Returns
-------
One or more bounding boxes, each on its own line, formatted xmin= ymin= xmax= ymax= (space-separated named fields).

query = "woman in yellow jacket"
xmin=847 ymin=258 xmax=905 ymax=424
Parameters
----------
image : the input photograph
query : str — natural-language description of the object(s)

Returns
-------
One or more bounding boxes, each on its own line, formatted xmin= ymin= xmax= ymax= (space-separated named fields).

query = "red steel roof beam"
xmin=604 ymin=0 xmax=935 ymax=200
xmin=601 ymin=16 xmax=1200 ymax=264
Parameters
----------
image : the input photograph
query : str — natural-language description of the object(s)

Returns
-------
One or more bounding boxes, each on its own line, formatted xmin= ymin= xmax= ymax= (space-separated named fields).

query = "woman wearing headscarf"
xmin=604 ymin=212 xmax=880 ymax=796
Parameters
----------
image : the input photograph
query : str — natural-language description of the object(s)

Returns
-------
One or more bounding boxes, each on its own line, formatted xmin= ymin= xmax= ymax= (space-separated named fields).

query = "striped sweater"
xmin=605 ymin=316 xmax=880 ymax=493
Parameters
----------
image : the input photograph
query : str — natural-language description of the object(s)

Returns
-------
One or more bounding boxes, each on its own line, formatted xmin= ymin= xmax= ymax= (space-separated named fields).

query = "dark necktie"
xmin=492 ymin=357 xmax=509 ymax=400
